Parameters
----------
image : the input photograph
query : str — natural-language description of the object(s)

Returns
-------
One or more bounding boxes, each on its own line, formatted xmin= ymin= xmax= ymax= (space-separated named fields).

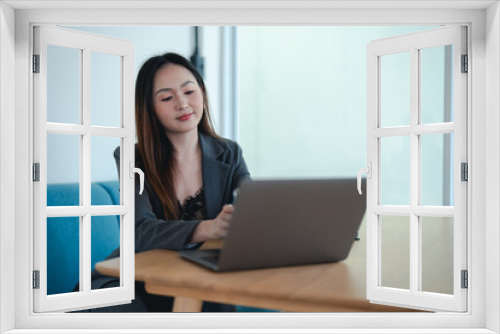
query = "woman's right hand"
xmin=190 ymin=204 xmax=234 ymax=243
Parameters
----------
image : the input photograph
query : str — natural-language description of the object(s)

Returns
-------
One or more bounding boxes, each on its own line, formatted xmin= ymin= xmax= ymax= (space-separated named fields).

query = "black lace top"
xmin=178 ymin=188 xmax=206 ymax=221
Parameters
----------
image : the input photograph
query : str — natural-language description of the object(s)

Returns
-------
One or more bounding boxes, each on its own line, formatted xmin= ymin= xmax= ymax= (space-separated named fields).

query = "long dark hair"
xmin=135 ymin=52 xmax=219 ymax=220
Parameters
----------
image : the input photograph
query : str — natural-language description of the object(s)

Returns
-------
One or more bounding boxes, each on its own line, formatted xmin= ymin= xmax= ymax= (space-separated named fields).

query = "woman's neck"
xmin=167 ymin=130 xmax=200 ymax=162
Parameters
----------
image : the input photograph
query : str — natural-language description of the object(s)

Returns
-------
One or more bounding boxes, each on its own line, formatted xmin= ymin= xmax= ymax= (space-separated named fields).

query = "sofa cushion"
xmin=96 ymin=180 xmax=120 ymax=207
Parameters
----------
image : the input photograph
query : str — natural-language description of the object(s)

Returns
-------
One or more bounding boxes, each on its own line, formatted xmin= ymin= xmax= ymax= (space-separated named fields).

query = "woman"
xmin=88 ymin=52 xmax=250 ymax=312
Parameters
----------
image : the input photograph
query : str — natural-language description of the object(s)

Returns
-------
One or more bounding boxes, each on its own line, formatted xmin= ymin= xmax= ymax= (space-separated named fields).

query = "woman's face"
xmin=152 ymin=64 xmax=204 ymax=135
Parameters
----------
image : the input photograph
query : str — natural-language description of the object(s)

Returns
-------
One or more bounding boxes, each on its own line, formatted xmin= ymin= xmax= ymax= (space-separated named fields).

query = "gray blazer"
xmin=90 ymin=133 xmax=250 ymax=288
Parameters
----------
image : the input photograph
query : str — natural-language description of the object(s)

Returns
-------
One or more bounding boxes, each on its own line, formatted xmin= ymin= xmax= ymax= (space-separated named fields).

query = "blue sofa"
xmin=47 ymin=181 xmax=120 ymax=295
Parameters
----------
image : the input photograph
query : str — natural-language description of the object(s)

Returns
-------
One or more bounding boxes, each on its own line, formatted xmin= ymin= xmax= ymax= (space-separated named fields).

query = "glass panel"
xmin=380 ymin=52 xmax=410 ymax=128
xmin=380 ymin=215 xmax=410 ymax=290
xmin=91 ymin=52 xmax=121 ymax=128
xmin=421 ymin=217 xmax=454 ymax=294
xmin=47 ymin=133 xmax=80 ymax=206
xmin=91 ymin=215 xmax=120 ymax=290
xmin=421 ymin=45 xmax=454 ymax=124
xmin=47 ymin=216 xmax=80 ymax=295
xmin=91 ymin=136 xmax=121 ymax=205
xmin=233 ymin=26 xmax=437 ymax=178
xmin=47 ymin=45 xmax=81 ymax=124
xmin=381 ymin=136 xmax=410 ymax=205
xmin=421 ymin=133 xmax=454 ymax=206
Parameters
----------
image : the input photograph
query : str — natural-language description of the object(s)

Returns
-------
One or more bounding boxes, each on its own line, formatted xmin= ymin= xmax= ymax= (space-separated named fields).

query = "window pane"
xmin=380 ymin=52 xmax=410 ymax=128
xmin=47 ymin=133 xmax=80 ymax=206
xmin=47 ymin=216 xmax=80 ymax=295
xmin=47 ymin=45 xmax=81 ymax=124
xmin=421 ymin=133 xmax=454 ymax=206
xmin=380 ymin=215 xmax=410 ymax=290
xmin=421 ymin=45 xmax=454 ymax=124
xmin=91 ymin=52 xmax=121 ymax=128
xmin=421 ymin=216 xmax=454 ymax=294
xmin=91 ymin=215 xmax=120 ymax=290
xmin=381 ymin=136 xmax=410 ymax=205
xmin=91 ymin=137 xmax=121 ymax=205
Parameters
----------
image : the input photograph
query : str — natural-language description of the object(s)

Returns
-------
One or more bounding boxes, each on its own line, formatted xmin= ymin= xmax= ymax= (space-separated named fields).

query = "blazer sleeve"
xmin=135 ymin=185 xmax=203 ymax=251
xmin=114 ymin=147 xmax=202 ymax=252
xmin=229 ymin=142 xmax=251 ymax=201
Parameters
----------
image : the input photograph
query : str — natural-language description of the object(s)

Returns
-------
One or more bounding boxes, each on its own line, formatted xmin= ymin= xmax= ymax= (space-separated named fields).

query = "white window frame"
xmin=1 ymin=1 xmax=498 ymax=333
xmin=32 ymin=25 xmax=136 ymax=313
xmin=366 ymin=26 xmax=468 ymax=312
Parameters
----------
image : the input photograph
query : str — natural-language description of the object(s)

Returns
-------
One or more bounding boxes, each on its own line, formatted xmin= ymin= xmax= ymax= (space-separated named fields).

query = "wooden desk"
xmin=96 ymin=219 xmax=423 ymax=313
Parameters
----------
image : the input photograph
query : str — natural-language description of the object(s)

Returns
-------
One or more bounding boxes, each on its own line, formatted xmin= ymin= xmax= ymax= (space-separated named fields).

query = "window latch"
xmin=357 ymin=162 xmax=371 ymax=195
xmin=129 ymin=162 xmax=144 ymax=195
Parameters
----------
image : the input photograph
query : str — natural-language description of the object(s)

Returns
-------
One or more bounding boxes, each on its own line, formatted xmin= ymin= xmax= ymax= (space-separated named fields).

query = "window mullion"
xmin=410 ymin=47 xmax=419 ymax=295
xmin=413 ymin=123 xmax=454 ymax=135
xmin=46 ymin=123 xmax=130 ymax=138
xmin=122 ymin=51 xmax=135 ymax=294
xmin=81 ymin=47 xmax=92 ymax=294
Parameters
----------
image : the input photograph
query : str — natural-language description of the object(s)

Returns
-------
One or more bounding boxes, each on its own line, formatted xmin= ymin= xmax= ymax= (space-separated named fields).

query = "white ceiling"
xmin=3 ymin=0 xmax=497 ymax=10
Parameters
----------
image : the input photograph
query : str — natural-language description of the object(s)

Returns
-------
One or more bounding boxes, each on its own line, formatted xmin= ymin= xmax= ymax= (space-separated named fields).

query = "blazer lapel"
xmin=200 ymin=134 xmax=230 ymax=219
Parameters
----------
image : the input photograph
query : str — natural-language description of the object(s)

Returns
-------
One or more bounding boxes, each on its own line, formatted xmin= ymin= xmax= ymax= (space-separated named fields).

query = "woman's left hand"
xmin=190 ymin=204 xmax=234 ymax=243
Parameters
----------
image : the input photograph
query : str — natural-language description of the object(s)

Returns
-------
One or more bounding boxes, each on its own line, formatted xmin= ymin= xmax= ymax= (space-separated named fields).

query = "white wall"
xmin=237 ymin=26 xmax=453 ymax=206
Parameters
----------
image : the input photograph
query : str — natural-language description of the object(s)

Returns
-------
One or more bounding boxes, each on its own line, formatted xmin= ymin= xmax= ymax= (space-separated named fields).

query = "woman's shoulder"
xmin=113 ymin=144 xmax=145 ymax=170
xmin=216 ymin=136 xmax=240 ymax=149
xmin=201 ymin=134 xmax=241 ymax=154
xmin=112 ymin=144 xmax=141 ymax=158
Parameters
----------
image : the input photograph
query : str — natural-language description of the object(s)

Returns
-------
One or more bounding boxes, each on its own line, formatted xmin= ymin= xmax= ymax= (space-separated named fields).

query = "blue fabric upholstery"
xmin=96 ymin=180 xmax=121 ymax=207
xmin=46 ymin=181 xmax=120 ymax=295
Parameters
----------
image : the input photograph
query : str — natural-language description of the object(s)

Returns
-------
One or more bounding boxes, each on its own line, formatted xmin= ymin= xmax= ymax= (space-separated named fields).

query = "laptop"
xmin=179 ymin=178 xmax=366 ymax=271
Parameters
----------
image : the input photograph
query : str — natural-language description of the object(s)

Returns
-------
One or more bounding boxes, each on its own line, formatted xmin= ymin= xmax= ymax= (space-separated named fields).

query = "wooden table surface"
xmin=96 ymin=218 xmax=425 ymax=312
